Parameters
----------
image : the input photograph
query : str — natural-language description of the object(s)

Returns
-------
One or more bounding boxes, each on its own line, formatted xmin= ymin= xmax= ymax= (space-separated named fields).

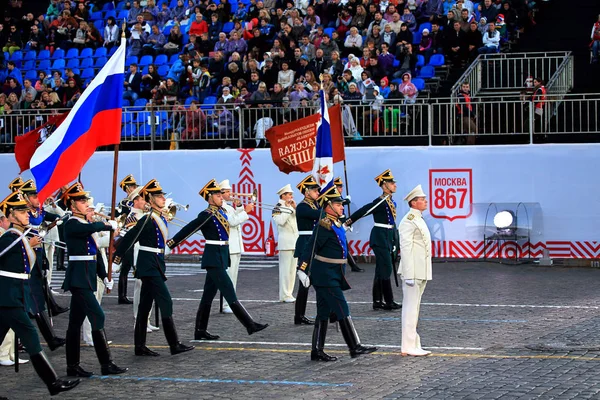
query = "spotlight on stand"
xmin=493 ymin=210 xmax=517 ymax=237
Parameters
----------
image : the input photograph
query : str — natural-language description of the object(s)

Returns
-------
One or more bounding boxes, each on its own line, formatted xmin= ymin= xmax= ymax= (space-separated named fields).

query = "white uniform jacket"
xmin=272 ymin=199 xmax=298 ymax=251
xmin=222 ymin=202 xmax=249 ymax=255
xmin=398 ymin=208 xmax=432 ymax=281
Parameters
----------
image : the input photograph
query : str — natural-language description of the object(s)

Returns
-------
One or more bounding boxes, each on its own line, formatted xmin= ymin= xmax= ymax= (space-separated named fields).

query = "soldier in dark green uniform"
xmin=0 ymin=191 xmax=80 ymax=395
xmin=298 ymin=185 xmax=377 ymax=361
xmin=61 ymin=183 xmax=128 ymax=377
xmin=293 ymin=175 xmax=321 ymax=326
xmin=346 ymin=169 xmax=401 ymax=311
xmin=167 ymin=179 xmax=268 ymax=340
xmin=116 ymin=174 xmax=139 ymax=305
xmin=333 ymin=177 xmax=364 ymax=273
xmin=113 ymin=179 xmax=194 ymax=357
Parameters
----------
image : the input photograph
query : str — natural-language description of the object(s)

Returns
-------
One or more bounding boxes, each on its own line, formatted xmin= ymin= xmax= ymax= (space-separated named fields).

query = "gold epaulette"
xmin=271 ymin=206 xmax=281 ymax=216
xmin=319 ymin=218 xmax=332 ymax=230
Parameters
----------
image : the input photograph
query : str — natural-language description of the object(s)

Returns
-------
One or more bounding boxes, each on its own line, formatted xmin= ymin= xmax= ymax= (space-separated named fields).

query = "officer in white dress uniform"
xmin=42 ymin=200 xmax=66 ymax=294
xmin=0 ymin=208 xmax=28 ymax=366
xmin=272 ymin=184 xmax=298 ymax=302
xmin=397 ymin=184 xmax=432 ymax=357
xmin=219 ymin=179 xmax=254 ymax=314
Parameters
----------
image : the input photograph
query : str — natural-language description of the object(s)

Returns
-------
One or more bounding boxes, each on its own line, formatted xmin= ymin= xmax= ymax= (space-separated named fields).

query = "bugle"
xmin=230 ymin=189 xmax=293 ymax=214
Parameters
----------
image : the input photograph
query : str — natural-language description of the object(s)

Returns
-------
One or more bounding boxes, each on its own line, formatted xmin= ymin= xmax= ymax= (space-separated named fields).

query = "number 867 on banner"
xmin=428 ymin=169 xmax=473 ymax=221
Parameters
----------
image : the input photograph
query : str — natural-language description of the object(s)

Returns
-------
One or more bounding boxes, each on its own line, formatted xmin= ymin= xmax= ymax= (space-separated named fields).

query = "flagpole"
xmin=340 ymin=104 xmax=351 ymax=215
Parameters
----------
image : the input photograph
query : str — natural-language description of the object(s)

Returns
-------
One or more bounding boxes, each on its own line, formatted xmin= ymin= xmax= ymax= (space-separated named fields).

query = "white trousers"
xmin=0 ymin=330 xmax=15 ymax=362
xmin=45 ymin=244 xmax=55 ymax=287
xmin=83 ymin=278 xmax=105 ymax=343
xmin=223 ymin=253 xmax=241 ymax=309
xmin=278 ymin=250 xmax=297 ymax=301
xmin=401 ymin=279 xmax=427 ymax=353
xmin=134 ymin=278 xmax=154 ymax=323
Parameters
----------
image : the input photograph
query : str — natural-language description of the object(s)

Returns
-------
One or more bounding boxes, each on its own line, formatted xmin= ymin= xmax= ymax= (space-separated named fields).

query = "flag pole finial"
xmin=122 ymin=19 xmax=126 ymax=38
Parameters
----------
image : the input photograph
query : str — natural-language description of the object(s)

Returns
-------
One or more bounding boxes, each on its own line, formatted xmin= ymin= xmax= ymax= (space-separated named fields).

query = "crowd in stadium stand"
xmin=0 ymin=0 xmax=539 ymax=145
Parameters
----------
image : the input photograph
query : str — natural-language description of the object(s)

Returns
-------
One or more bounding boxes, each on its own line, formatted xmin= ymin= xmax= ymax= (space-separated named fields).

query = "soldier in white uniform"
xmin=42 ymin=199 xmax=66 ymax=294
xmin=398 ymin=184 xmax=432 ymax=357
xmin=0 ymin=208 xmax=28 ymax=366
xmin=272 ymin=184 xmax=298 ymax=302
xmin=219 ymin=180 xmax=254 ymax=314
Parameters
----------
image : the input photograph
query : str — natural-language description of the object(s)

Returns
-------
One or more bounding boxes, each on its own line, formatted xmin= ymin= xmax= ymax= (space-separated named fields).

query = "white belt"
xmin=298 ymin=231 xmax=313 ymax=235
xmin=315 ymin=255 xmax=346 ymax=264
xmin=69 ymin=255 xmax=96 ymax=261
xmin=0 ymin=271 xmax=30 ymax=280
xmin=374 ymin=223 xmax=394 ymax=229
xmin=139 ymin=246 xmax=165 ymax=254
xmin=204 ymin=240 xmax=228 ymax=246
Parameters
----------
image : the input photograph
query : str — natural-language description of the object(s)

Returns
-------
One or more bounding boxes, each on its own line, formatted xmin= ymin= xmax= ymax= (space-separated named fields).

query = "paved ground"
xmin=3 ymin=260 xmax=600 ymax=399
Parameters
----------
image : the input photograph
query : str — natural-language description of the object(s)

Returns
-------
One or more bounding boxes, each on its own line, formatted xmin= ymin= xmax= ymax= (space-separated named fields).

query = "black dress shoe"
xmin=49 ymin=378 xmax=80 ymax=396
xmin=294 ymin=315 xmax=314 ymax=325
xmin=101 ymin=362 xmax=128 ymax=375
xmin=118 ymin=297 xmax=133 ymax=305
xmin=194 ymin=330 xmax=220 ymax=340
xmin=135 ymin=346 xmax=160 ymax=357
xmin=350 ymin=345 xmax=378 ymax=358
xmin=372 ymin=301 xmax=385 ymax=310
xmin=351 ymin=266 xmax=365 ymax=272
xmin=382 ymin=302 xmax=402 ymax=310
xmin=48 ymin=337 xmax=66 ymax=351
xmin=67 ymin=365 xmax=93 ymax=377
xmin=311 ymin=350 xmax=338 ymax=362
xmin=247 ymin=322 xmax=268 ymax=335
xmin=170 ymin=343 xmax=195 ymax=355
xmin=50 ymin=305 xmax=69 ymax=316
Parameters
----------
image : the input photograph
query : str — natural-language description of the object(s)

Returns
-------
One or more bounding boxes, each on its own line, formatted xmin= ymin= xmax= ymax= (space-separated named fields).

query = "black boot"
xmin=230 ymin=301 xmax=269 ymax=335
xmin=381 ymin=279 xmax=401 ymax=310
xmin=66 ymin=328 xmax=93 ymax=377
xmin=118 ymin=270 xmax=133 ymax=304
xmin=347 ymin=254 xmax=364 ymax=272
xmin=34 ymin=312 xmax=65 ymax=351
xmin=91 ymin=329 xmax=128 ymax=375
xmin=30 ymin=351 xmax=80 ymax=396
xmin=311 ymin=320 xmax=337 ymax=361
xmin=338 ymin=317 xmax=377 ymax=358
xmin=48 ymin=291 xmax=69 ymax=316
xmin=55 ymin=248 xmax=66 ymax=271
xmin=194 ymin=302 xmax=220 ymax=340
xmin=294 ymin=284 xmax=313 ymax=325
xmin=162 ymin=316 xmax=195 ymax=355
xmin=372 ymin=279 xmax=384 ymax=310
xmin=134 ymin=317 xmax=159 ymax=356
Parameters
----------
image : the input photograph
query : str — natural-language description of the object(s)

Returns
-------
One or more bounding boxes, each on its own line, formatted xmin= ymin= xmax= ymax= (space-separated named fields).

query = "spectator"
xmin=299 ymin=35 xmax=316 ymax=60
xmin=164 ymin=24 xmax=183 ymax=55
xmin=382 ymin=24 xmax=397 ymax=47
xmin=344 ymin=27 xmax=363 ymax=58
xmin=479 ymin=22 xmax=500 ymax=53
xmin=277 ymin=61 xmax=294 ymax=89
xmin=35 ymin=71 xmax=48 ymax=92
xmin=61 ymin=78 xmax=81 ymax=108
xmin=465 ymin=21 xmax=483 ymax=61
xmin=592 ymin=14 xmax=600 ymax=64
xmin=325 ymin=50 xmax=344 ymax=80
xmin=401 ymin=8 xmax=417 ymax=32
xmin=20 ymin=79 xmax=37 ymax=102
xmin=396 ymin=23 xmax=414 ymax=48
xmin=65 ymin=68 xmax=82 ymax=89
xmin=289 ymin=82 xmax=309 ymax=108
xmin=155 ymin=78 xmax=179 ymax=104
xmin=6 ymin=93 xmax=20 ymax=110
xmin=217 ymin=0 xmax=232 ymax=22
xmin=445 ymin=21 xmax=467 ymax=66
xmin=394 ymin=43 xmax=417 ymax=78
xmin=189 ymin=13 xmax=208 ymax=36
xmin=3 ymin=25 xmax=22 ymax=54
xmin=141 ymin=64 xmax=161 ymax=99
xmin=478 ymin=17 xmax=489 ymax=35
xmin=226 ymin=31 xmax=247 ymax=56
xmin=343 ymin=82 xmax=362 ymax=101
xmin=180 ymin=101 xmax=207 ymax=140
xmin=144 ymin=24 xmax=167 ymax=55
xmin=455 ymin=82 xmax=477 ymax=145
xmin=3 ymin=79 xmax=21 ymax=98
xmin=310 ymin=49 xmax=326 ymax=75
xmin=143 ymin=0 xmax=160 ymax=21
xmin=217 ymin=86 xmax=235 ymax=106
xmin=6 ymin=62 xmax=23 ymax=86
xmin=418 ymin=29 xmax=433 ymax=62
xmin=320 ymin=34 xmax=339 ymax=60
xmin=123 ymin=64 xmax=143 ymax=103
xmin=365 ymin=57 xmax=385 ymax=82
xmin=25 ymin=25 xmax=45 ymax=51
xmin=128 ymin=0 xmax=143 ymax=26
xmin=479 ymin=0 xmax=498 ymax=24
xmin=172 ymin=0 xmax=187 ymax=22
xmin=73 ymin=1 xmax=89 ymax=23
xmin=528 ymin=77 xmax=546 ymax=133
xmin=104 ymin=17 xmax=120 ymax=50
xmin=348 ymin=57 xmax=364 ymax=82
xmin=250 ymin=82 xmax=270 ymax=105
xmin=128 ymin=23 xmax=147 ymax=57
xmin=208 ymin=13 xmax=223 ymax=44
xmin=421 ymin=0 xmax=444 ymax=22
xmin=156 ymin=3 xmax=172 ymax=28
xmin=47 ymin=0 xmax=61 ymax=22
xmin=367 ymin=12 xmax=387 ymax=37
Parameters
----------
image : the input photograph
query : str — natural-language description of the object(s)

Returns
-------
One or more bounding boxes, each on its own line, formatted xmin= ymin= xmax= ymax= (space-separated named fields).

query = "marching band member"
xmin=61 ymin=183 xmax=127 ymax=376
xmin=272 ymin=184 xmax=298 ymax=303
xmin=8 ymin=177 xmax=24 ymax=193
xmin=0 ymin=191 xmax=80 ymax=395
xmin=0 ymin=208 xmax=28 ymax=367
xmin=218 ymin=179 xmax=254 ymax=314
xmin=42 ymin=194 xmax=67 ymax=295
xmin=346 ymin=169 xmax=402 ymax=311
xmin=117 ymin=174 xmax=140 ymax=304
xmin=113 ymin=179 xmax=194 ymax=357
xmin=333 ymin=177 xmax=364 ymax=273
xmin=293 ymin=175 xmax=321 ymax=325
xmin=297 ymin=186 xmax=377 ymax=361
xmin=167 ymin=179 xmax=268 ymax=340
xmin=398 ymin=185 xmax=432 ymax=357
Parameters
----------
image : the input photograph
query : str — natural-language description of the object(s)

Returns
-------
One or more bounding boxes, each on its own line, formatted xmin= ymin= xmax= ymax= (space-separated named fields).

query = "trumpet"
xmin=230 ymin=189 xmax=293 ymax=214
xmin=93 ymin=212 xmax=127 ymax=229
xmin=161 ymin=201 xmax=203 ymax=237
xmin=28 ymin=230 xmax=68 ymax=250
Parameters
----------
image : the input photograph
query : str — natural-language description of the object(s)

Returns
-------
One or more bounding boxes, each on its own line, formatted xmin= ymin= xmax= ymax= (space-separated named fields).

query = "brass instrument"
xmin=93 ymin=212 xmax=127 ymax=229
xmin=162 ymin=199 xmax=203 ymax=237
xmin=230 ymin=189 xmax=293 ymax=214
xmin=28 ymin=229 xmax=68 ymax=250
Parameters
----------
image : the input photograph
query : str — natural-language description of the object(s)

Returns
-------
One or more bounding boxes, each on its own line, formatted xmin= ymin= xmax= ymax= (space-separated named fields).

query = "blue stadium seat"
xmin=71 ymin=68 xmax=80 ymax=76
xmin=81 ymin=68 xmax=95 ymax=79
xmin=38 ymin=49 xmax=50 ymax=60
xmin=116 ymin=1 xmax=127 ymax=10
xmin=416 ymin=55 xmax=425 ymax=68
xmin=413 ymin=31 xmax=422 ymax=45
xmin=66 ymin=58 xmax=80 ymax=68
xmin=428 ymin=54 xmax=445 ymax=67
xmin=94 ymin=20 xmax=105 ymax=31
xmin=182 ymin=34 xmax=189 ymax=45
xmin=10 ymin=52 xmax=22 ymax=62
xmin=185 ymin=96 xmax=199 ymax=105
xmin=52 ymin=59 xmax=66 ymax=69
xmin=203 ymin=96 xmax=217 ymax=105
xmin=117 ymin=9 xmax=129 ymax=20
xmin=39 ymin=59 xmax=51 ymax=70
xmin=95 ymin=56 xmax=108 ymax=68
xmin=22 ymin=60 xmax=35 ymax=71
xmin=94 ymin=47 xmax=108 ymax=58
xmin=138 ymin=55 xmax=153 ymax=67
xmin=122 ymin=124 xmax=137 ymax=138
xmin=223 ymin=22 xmax=234 ymax=34
xmin=24 ymin=50 xmax=37 ymax=61
xmin=105 ymin=10 xmax=117 ymax=19
xmin=51 ymin=49 xmax=65 ymax=60
xmin=412 ymin=78 xmax=426 ymax=91
xmin=157 ymin=65 xmax=169 ymax=77
xmin=66 ymin=48 xmax=79 ymax=59
xmin=133 ymin=99 xmax=148 ymax=111
xmin=80 ymin=57 xmax=94 ymax=68
xmin=122 ymin=99 xmax=131 ymax=107
xmin=169 ymin=54 xmax=179 ymax=64
xmin=136 ymin=124 xmax=153 ymax=138
xmin=392 ymin=78 xmax=403 ymax=86
xmin=324 ymin=27 xmax=335 ymax=38
xmin=417 ymin=65 xmax=435 ymax=79
xmin=122 ymin=113 xmax=133 ymax=123
xmin=25 ymin=70 xmax=38 ymax=81
xmin=154 ymin=54 xmax=168 ymax=66
xmin=230 ymin=1 xmax=238 ymax=13
xmin=162 ymin=25 xmax=173 ymax=35
xmin=102 ymin=2 xmax=115 ymax=11
xmin=79 ymin=48 xmax=93 ymax=59
xmin=142 ymin=65 xmax=149 ymax=75
xmin=125 ymin=56 xmax=138 ymax=66
xmin=108 ymin=46 xmax=117 ymax=57
xmin=419 ymin=22 xmax=432 ymax=33
xmin=90 ymin=11 xmax=103 ymax=21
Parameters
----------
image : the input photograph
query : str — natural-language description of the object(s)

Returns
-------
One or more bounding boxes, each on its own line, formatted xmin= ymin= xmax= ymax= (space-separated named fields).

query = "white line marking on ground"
xmin=190 ymin=340 xmax=484 ymax=351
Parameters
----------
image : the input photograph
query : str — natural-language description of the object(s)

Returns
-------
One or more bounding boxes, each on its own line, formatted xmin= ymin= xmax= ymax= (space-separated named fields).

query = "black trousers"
xmin=137 ymin=276 xmax=174 ymax=321
xmin=0 ymin=306 xmax=43 ymax=355
xmin=199 ymin=267 xmax=238 ymax=307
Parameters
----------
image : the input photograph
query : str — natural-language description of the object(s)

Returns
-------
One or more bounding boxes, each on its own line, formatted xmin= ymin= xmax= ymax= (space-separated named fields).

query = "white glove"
xmin=164 ymin=246 xmax=171 ymax=256
xmin=405 ymin=279 xmax=415 ymax=287
xmin=95 ymin=203 xmax=105 ymax=213
xmin=56 ymin=220 xmax=63 ymax=226
xmin=346 ymin=195 xmax=351 ymax=202
xmin=343 ymin=224 xmax=353 ymax=232
xmin=297 ymin=270 xmax=310 ymax=288
xmin=112 ymin=262 xmax=121 ymax=273
xmin=107 ymin=220 xmax=118 ymax=230
xmin=103 ymin=277 xmax=114 ymax=291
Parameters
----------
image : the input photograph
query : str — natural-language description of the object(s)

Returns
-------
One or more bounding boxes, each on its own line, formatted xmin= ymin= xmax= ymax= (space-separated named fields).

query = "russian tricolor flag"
xmin=312 ymin=90 xmax=334 ymax=190
xmin=30 ymin=39 xmax=126 ymax=202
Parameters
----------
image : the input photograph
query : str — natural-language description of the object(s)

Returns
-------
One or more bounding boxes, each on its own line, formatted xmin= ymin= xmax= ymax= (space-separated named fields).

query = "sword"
xmin=14 ymin=331 xmax=18 ymax=373
xmin=0 ymin=228 xmax=33 ymax=258
xmin=347 ymin=195 xmax=391 ymax=226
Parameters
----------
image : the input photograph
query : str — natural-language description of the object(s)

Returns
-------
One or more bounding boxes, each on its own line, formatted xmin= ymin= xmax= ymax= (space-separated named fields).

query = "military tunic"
xmin=299 ymin=215 xmax=352 ymax=321
xmin=293 ymin=199 xmax=322 ymax=261
xmin=348 ymin=195 xmax=400 ymax=279
xmin=0 ymin=226 xmax=43 ymax=355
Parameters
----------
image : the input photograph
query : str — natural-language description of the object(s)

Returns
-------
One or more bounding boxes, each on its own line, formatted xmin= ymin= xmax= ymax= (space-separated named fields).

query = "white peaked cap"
xmin=404 ymin=184 xmax=427 ymax=202
xmin=128 ymin=186 xmax=143 ymax=201
xmin=219 ymin=179 xmax=232 ymax=190
xmin=277 ymin=184 xmax=294 ymax=196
